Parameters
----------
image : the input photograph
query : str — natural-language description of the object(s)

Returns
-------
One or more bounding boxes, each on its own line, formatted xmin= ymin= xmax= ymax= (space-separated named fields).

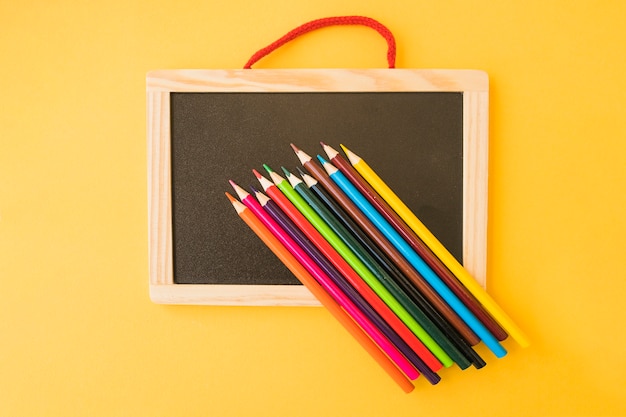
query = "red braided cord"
xmin=243 ymin=16 xmax=396 ymax=69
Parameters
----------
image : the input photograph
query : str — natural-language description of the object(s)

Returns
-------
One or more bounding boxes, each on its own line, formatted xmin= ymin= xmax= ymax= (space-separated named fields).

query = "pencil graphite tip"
xmin=252 ymin=169 xmax=263 ymax=179
xmin=254 ymin=172 xmax=274 ymax=191
xmin=253 ymin=188 xmax=270 ymax=206
xmin=229 ymin=180 xmax=249 ymax=201
xmin=296 ymin=167 xmax=307 ymax=177
xmin=318 ymin=157 xmax=338 ymax=175
xmin=322 ymin=143 xmax=339 ymax=160
xmin=267 ymin=169 xmax=284 ymax=186
xmin=225 ymin=192 xmax=246 ymax=213
xmin=291 ymin=145 xmax=312 ymax=165
xmin=301 ymin=172 xmax=318 ymax=188
xmin=249 ymin=185 xmax=260 ymax=195
xmin=225 ymin=191 xmax=237 ymax=204
xmin=281 ymin=166 xmax=292 ymax=178
xmin=289 ymin=143 xmax=300 ymax=153
xmin=340 ymin=144 xmax=361 ymax=165
xmin=263 ymin=164 xmax=275 ymax=174
xmin=285 ymin=169 xmax=303 ymax=188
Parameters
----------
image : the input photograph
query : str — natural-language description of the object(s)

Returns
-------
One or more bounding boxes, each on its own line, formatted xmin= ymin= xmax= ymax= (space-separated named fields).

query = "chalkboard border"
xmin=147 ymin=69 xmax=489 ymax=305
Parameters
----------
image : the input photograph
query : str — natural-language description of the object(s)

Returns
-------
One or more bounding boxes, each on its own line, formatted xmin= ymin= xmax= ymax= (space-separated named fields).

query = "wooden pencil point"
xmin=254 ymin=189 xmax=271 ymax=206
xmin=225 ymin=192 xmax=246 ymax=214
xmin=341 ymin=144 xmax=361 ymax=166
xmin=289 ymin=143 xmax=300 ymax=153
xmin=285 ymin=170 xmax=303 ymax=188
xmin=318 ymin=156 xmax=339 ymax=175
xmin=252 ymin=168 xmax=263 ymax=179
xmin=225 ymin=191 xmax=237 ymax=204
xmin=301 ymin=172 xmax=318 ymax=188
xmin=229 ymin=180 xmax=249 ymax=201
xmin=268 ymin=169 xmax=284 ymax=186
xmin=281 ymin=166 xmax=292 ymax=178
xmin=322 ymin=143 xmax=340 ymax=160
xmin=293 ymin=147 xmax=312 ymax=165
xmin=254 ymin=170 xmax=274 ymax=191
xmin=263 ymin=163 xmax=274 ymax=174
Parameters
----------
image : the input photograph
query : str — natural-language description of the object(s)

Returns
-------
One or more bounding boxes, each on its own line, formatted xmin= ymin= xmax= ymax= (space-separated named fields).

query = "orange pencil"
xmin=226 ymin=192 xmax=415 ymax=393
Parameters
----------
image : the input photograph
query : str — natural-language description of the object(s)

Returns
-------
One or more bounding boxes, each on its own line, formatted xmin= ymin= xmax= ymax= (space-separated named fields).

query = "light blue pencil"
xmin=318 ymin=155 xmax=507 ymax=358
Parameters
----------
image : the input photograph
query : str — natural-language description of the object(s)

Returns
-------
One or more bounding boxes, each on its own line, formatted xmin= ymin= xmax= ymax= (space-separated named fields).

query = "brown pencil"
xmin=291 ymin=145 xmax=480 ymax=346
xmin=322 ymin=142 xmax=508 ymax=342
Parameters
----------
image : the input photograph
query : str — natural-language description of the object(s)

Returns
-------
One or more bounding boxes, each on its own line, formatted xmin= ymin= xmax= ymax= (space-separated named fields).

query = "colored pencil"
xmin=284 ymin=167 xmax=459 ymax=369
xmin=253 ymin=169 xmax=443 ymax=373
xmin=229 ymin=181 xmax=420 ymax=380
xmin=318 ymin=157 xmax=507 ymax=358
xmin=297 ymin=167 xmax=486 ymax=370
xmin=341 ymin=145 xmax=530 ymax=348
xmin=289 ymin=146 xmax=480 ymax=348
xmin=254 ymin=188 xmax=441 ymax=385
xmin=225 ymin=192 xmax=415 ymax=392
xmin=322 ymin=142 xmax=508 ymax=342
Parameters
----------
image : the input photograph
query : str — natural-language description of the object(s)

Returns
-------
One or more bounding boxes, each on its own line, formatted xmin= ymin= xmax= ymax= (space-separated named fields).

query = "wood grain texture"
xmin=463 ymin=90 xmax=489 ymax=288
xmin=147 ymin=69 xmax=488 ymax=305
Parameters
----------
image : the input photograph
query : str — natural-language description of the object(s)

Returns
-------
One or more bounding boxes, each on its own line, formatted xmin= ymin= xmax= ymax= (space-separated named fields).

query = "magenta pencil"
xmin=229 ymin=180 xmax=419 ymax=381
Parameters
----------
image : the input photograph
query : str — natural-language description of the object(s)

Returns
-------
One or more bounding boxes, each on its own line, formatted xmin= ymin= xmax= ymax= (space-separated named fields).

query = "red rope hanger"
xmin=243 ymin=16 xmax=397 ymax=69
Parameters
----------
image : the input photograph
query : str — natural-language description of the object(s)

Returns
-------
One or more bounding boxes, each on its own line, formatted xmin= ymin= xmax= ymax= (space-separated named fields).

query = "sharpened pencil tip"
xmin=263 ymin=164 xmax=274 ymax=174
xmin=281 ymin=166 xmax=292 ymax=177
xmin=321 ymin=142 xmax=339 ymax=160
xmin=296 ymin=167 xmax=307 ymax=177
xmin=340 ymin=144 xmax=361 ymax=165
xmin=252 ymin=169 xmax=263 ymax=179
xmin=229 ymin=180 xmax=249 ymax=200
xmin=225 ymin=192 xmax=237 ymax=203
xmin=317 ymin=155 xmax=328 ymax=165
xmin=289 ymin=143 xmax=300 ymax=153
xmin=249 ymin=185 xmax=259 ymax=195
xmin=319 ymin=141 xmax=326 ymax=147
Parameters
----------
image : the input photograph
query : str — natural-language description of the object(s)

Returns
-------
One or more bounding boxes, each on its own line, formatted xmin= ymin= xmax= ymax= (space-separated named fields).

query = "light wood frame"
xmin=147 ymin=69 xmax=489 ymax=305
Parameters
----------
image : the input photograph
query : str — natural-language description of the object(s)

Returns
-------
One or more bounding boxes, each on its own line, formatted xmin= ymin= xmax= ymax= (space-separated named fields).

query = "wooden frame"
xmin=147 ymin=69 xmax=489 ymax=305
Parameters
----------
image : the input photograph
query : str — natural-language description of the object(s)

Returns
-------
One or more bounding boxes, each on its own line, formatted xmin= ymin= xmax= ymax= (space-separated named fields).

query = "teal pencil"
xmin=265 ymin=164 xmax=453 ymax=367
xmin=285 ymin=168 xmax=468 ymax=368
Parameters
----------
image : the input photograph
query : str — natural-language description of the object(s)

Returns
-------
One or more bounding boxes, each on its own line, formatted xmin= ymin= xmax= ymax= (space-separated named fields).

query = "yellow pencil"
xmin=341 ymin=144 xmax=530 ymax=348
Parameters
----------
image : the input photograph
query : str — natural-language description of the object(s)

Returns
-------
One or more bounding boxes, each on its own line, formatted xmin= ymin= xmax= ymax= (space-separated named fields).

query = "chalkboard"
xmin=147 ymin=69 xmax=489 ymax=305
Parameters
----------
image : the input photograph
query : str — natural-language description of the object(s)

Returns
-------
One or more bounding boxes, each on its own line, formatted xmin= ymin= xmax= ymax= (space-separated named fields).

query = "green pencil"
xmin=264 ymin=164 xmax=453 ymax=367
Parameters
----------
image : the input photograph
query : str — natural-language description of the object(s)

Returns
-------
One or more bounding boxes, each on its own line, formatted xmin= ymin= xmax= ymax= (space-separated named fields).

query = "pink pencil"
xmin=229 ymin=180 xmax=419 ymax=381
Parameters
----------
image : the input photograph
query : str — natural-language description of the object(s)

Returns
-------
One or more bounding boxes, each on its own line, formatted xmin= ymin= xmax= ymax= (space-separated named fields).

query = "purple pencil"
xmin=252 ymin=187 xmax=440 ymax=385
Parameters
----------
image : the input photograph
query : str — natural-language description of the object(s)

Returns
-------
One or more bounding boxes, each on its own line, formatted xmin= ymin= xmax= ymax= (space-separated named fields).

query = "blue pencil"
xmin=318 ymin=155 xmax=507 ymax=359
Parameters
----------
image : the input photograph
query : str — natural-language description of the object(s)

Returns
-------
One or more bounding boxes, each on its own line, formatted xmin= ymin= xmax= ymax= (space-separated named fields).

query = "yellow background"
xmin=1 ymin=0 xmax=625 ymax=415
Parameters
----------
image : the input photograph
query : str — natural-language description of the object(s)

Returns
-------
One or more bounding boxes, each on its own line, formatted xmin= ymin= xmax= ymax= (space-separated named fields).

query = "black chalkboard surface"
xmin=147 ymin=69 xmax=489 ymax=305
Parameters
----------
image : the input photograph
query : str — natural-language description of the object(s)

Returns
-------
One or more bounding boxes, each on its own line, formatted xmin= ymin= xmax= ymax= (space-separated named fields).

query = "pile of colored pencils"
xmin=226 ymin=143 xmax=529 ymax=393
